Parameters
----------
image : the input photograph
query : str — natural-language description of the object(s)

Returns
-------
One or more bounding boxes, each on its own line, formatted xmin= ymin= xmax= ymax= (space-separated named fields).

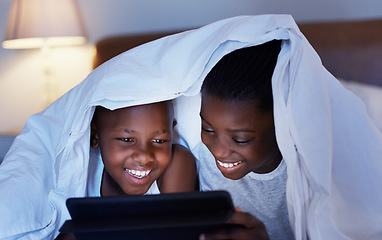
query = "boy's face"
xmin=92 ymin=102 xmax=173 ymax=195
xmin=200 ymin=94 xmax=281 ymax=180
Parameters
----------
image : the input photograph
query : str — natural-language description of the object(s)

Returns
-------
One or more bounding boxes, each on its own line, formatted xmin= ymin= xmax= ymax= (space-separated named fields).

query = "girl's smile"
xmin=200 ymin=94 xmax=282 ymax=179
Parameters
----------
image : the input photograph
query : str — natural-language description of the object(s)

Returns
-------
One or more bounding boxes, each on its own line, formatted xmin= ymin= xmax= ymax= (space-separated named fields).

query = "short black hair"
xmin=92 ymin=100 xmax=175 ymax=126
xmin=201 ymin=40 xmax=281 ymax=112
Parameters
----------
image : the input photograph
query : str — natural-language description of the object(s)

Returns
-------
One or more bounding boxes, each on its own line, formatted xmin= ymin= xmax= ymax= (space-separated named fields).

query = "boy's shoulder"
xmin=172 ymin=143 xmax=192 ymax=153
xmin=158 ymin=143 xmax=198 ymax=192
xmin=172 ymin=143 xmax=195 ymax=161
xmin=171 ymin=144 xmax=196 ymax=162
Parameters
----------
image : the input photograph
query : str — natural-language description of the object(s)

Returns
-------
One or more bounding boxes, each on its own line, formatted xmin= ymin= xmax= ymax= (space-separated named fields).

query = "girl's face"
xmin=91 ymin=102 xmax=173 ymax=195
xmin=200 ymin=94 xmax=281 ymax=180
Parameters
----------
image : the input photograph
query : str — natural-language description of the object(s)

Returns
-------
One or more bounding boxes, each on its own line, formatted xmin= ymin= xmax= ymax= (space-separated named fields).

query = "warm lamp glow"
xmin=2 ymin=0 xmax=87 ymax=49
xmin=2 ymin=37 xmax=86 ymax=49
xmin=2 ymin=0 xmax=87 ymax=107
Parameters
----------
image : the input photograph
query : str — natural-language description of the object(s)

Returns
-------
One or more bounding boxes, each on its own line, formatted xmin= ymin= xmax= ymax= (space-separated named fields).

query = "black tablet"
xmin=59 ymin=190 xmax=234 ymax=240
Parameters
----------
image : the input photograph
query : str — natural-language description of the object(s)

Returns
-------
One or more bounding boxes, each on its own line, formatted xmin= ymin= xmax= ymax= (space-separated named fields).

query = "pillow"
xmin=339 ymin=79 xmax=382 ymax=133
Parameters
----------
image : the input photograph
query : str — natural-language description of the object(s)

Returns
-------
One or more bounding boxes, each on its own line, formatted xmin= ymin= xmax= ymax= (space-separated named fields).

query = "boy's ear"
xmin=172 ymin=119 xmax=177 ymax=129
xmin=90 ymin=122 xmax=99 ymax=149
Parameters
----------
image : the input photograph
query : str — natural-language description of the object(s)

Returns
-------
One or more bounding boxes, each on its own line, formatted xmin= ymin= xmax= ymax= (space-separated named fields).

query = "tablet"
xmin=59 ymin=190 xmax=235 ymax=240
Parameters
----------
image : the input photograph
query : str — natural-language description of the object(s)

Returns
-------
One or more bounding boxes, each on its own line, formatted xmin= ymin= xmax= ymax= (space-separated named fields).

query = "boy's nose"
xmin=131 ymin=145 xmax=155 ymax=165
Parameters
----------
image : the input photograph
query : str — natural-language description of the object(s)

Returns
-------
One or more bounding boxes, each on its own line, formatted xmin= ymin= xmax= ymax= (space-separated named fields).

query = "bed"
xmin=92 ymin=18 xmax=382 ymax=133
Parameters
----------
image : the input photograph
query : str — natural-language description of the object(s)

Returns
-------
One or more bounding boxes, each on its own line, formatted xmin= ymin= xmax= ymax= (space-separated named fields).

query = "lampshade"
xmin=2 ymin=0 xmax=87 ymax=49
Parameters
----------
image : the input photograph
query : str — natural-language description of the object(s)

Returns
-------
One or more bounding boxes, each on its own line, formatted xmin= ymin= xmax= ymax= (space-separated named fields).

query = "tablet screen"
xmin=60 ymin=190 xmax=234 ymax=240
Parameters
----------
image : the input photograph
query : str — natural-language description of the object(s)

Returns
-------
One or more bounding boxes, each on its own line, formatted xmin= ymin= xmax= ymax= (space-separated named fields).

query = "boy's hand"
xmin=199 ymin=207 xmax=269 ymax=240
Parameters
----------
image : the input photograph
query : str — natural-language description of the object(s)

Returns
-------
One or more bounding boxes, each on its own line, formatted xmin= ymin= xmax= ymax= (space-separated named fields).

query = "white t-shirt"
xmin=194 ymin=142 xmax=294 ymax=240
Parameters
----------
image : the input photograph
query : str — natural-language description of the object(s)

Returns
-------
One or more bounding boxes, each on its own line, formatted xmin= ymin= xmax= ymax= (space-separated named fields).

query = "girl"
xmin=196 ymin=41 xmax=293 ymax=240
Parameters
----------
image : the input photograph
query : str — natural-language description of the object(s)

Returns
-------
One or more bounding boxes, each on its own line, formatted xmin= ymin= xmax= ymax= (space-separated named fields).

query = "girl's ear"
xmin=90 ymin=122 xmax=99 ymax=149
xmin=172 ymin=119 xmax=178 ymax=129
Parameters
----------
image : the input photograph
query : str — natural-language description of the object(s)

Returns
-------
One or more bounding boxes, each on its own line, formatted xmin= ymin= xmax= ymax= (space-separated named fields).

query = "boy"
xmin=89 ymin=101 xmax=197 ymax=196
xmin=57 ymin=101 xmax=197 ymax=240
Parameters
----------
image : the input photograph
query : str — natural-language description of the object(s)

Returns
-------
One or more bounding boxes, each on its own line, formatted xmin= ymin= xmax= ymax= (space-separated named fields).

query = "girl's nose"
xmin=210 ymin=139 xmax=231 ymax=160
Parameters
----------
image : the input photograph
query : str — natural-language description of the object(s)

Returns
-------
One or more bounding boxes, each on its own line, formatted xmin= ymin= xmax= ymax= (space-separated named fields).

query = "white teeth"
xmin=125 ymin=169 xmax=151 ymax=178
xmin=217 ymin=160 xmax=241 ymax=168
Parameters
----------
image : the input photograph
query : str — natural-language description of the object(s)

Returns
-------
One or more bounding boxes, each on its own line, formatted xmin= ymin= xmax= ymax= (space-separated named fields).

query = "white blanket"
xmin=1 ymin=14 xmax=381 ymax=240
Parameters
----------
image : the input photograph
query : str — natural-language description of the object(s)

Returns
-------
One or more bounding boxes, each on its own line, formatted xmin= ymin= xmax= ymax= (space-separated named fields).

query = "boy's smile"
xmin=122 ymin=164 xmax=154 ymax=186
xmin=91 ymin=101 xmax=174 ymax=195
xmin=125 ymin=168 xmax=151 ymax=179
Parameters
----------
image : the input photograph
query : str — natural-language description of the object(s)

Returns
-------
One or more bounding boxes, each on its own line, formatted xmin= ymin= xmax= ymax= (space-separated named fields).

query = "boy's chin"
xmin=122 ymin=185 xmax=152 ymax=195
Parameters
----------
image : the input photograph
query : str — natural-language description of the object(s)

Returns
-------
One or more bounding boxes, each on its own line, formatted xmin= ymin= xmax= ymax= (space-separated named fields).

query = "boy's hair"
xmin=201 ymin=40 xmax=282 ymax=112
xmin=92 ymin=100 xmax=175 ymax=125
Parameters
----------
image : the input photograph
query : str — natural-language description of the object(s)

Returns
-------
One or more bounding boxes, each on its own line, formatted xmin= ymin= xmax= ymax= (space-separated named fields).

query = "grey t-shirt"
xmin=194 ymin=142 xmax=294 ymax=240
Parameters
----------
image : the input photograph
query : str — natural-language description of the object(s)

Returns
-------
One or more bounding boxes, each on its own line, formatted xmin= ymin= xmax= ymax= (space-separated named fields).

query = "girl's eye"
xmin=152 ymin=139 xmax=170 ymax=144
xmin=233 ymin=138 xmax=251 ymax=144
xmin=201 ymin=127 xmax=215 ymax=133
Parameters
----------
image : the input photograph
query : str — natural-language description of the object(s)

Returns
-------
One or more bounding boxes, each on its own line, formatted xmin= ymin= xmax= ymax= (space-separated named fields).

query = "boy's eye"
xmin=152 ymin=139 xmax=170 ymax=144
xmin=118 ymin=137 xmax=134 ymax=143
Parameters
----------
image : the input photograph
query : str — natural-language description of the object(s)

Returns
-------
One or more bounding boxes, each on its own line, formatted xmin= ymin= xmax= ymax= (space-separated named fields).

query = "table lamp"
xmin=2 ymin=0 xmax=87 ymax=106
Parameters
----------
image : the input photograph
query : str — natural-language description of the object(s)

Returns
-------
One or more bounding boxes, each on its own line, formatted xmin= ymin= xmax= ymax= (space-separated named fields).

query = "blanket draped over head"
xmin=1 ymin=14 xmax=381 ymax=240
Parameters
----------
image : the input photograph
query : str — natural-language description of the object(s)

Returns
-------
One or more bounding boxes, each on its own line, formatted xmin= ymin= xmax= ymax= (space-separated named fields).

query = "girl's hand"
xmin=199 ymin=207 xmax=269 ymax=240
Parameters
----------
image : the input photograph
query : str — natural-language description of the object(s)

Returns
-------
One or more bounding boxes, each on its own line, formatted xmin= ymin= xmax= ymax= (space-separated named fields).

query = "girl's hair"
xmin=201 ymin=40 xmax=281 ymax=112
